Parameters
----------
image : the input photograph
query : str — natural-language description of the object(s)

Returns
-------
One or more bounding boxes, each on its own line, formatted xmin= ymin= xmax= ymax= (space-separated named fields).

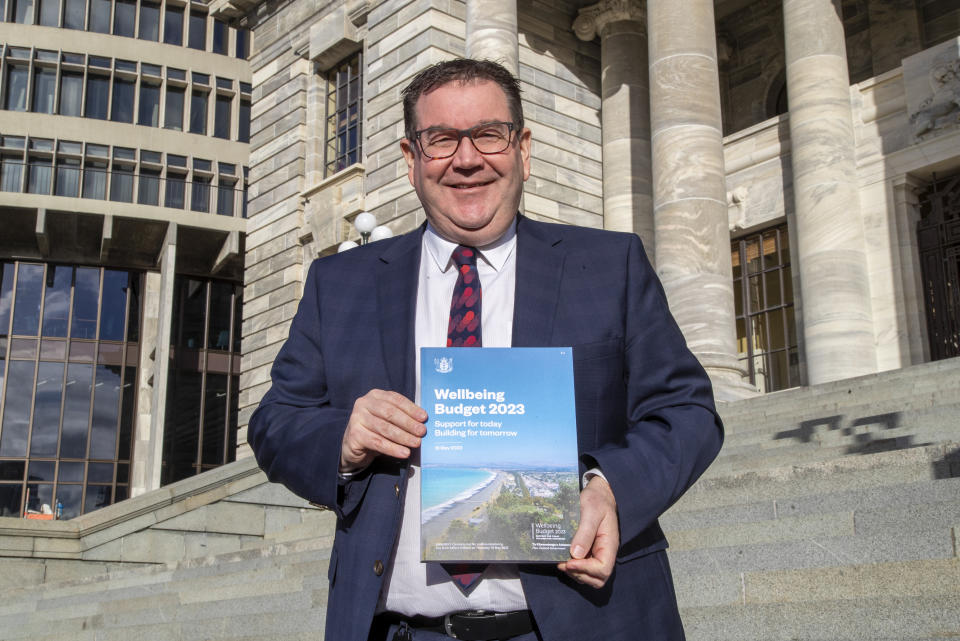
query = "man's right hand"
xmin=340 ymin=389 xmax=428 ymax=473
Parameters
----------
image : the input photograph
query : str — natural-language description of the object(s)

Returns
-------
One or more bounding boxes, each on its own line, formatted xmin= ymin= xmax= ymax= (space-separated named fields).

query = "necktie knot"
xmin=452 ymin=245 xmax=478 ymax=267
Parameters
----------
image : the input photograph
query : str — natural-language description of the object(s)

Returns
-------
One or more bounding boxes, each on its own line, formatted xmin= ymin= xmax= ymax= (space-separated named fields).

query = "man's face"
xmin=401 ymin=79 xmax=531 ymax=247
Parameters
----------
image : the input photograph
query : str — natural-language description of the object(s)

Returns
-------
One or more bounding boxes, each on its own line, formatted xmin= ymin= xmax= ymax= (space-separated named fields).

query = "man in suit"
xmin=248 ymin=59 xmax=723 ymax=641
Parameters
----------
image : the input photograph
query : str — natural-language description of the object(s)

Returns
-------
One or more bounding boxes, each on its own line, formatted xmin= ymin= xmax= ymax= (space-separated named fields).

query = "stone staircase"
xmin=665 ymin=357 xmax=960 ymax=640
xmin=0 ymin=358 xmax=957 ymax=640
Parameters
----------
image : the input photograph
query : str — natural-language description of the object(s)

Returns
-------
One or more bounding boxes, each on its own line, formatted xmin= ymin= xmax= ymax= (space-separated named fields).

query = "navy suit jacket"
xmin=248 ymin=216 xmax=723 ymax=641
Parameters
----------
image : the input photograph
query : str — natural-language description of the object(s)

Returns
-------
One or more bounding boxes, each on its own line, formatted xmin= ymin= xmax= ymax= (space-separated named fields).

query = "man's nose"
xmin=450 ymin=133 xmax=484 ymax=169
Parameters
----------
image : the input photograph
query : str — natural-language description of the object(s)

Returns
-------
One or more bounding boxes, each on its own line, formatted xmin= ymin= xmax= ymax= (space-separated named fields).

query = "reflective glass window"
xmin=238 ymin=99 xmax=250 ymax=143
xmin=31 ymin=67 xmax=56 ymax=113
xmin=29 ymin=361 xmax=64 ymax=457
xmin=110 ymin=78 xmax=135 ymax=123
xmin=56 ymin=484 xmax=82 ymax=519
xmin=89 ymin=0 xmax=109 ymax=33
xmin=235 ymin=28 xmax=249 ymax=59
xmin=165 ymin=173 xmax=185 ymax=208
xmin=138 ymin=82 xmax=160 ymax=126
xmin=164 ymin=86 xmax=184 ymax=131
xmin=109 ymin=165 xmax=134 ymax=202
xmin=208 ymin=282 xmax=232 ymax=349
xmin=13 ymin=0 xmax=34 ymax=23
xmin=37 ymin=0 xmax=56 ymax=25
xmin=63 ymin=0 xmax=84 ymax=29
xmin=13 ymin=264 xmax=43 ymax=335
xmin=0 ymin=360 xmax=34 ymax=457
xmin=214 ymin=94 xmax=231 ymax=139
xmin=189 ymin=90 xmax=207 ymax=134
xmin=191 ymin=176 xmax=210 ymax=213
xmin=4 ymin=65 xmax=29 ymax=111
xmin=162 ymin=369 xmax=200 ymax=483
xmin=113 ymin=0 xmax=134 ymax=36
xmin=82 ymin=161 xmax=107 ymax=199
xmin=0 ymin=486 xmax=22 ymax=517
xmin=89 ymin=365 xmax=120 ymax=459
xmin=163 ymin=5 xmax=183 ymax=45
xmin=42 ymin=265 xmax=71 ymax=336
xmin=83 ymin=484 xmax=110 ymax=514
xmin=138 ymin=0 xmax=159 ymax=40
xmin=59 ymin=72 xmax=83 ymax=116
xmin=1 ymin=156 xmax=24 ymax=192
xmin=99 ymin=270 xmax=127 ymax=341
xmin=85 ymin=75 xmax=110 ymax=120
xmin=60 ymin=362 xmax=92 ymax=458
xmin=216 ymin=179 xmax=236 ymax=217
xmin=27 ymin=157 xmax=52 ymax=194
xmin=71 ymin=268 xmax=99 ymax=339
xmin=1 ymin=263 xmax=14 ymax=334
xmin=202 ymin=373 xmax=227 ymax=464
xmin=138 ymin=168 xmax=160 ymax=206
xmin=188 ymin=11 xmax=206 ymax=50
xmin=212 ymin=19 xmax=228 ymax=54
xmin=54 ymin=158 xmax=81 ymax=196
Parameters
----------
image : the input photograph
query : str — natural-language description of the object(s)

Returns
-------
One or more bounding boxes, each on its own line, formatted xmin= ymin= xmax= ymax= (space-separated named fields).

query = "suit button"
xmin=374 ymin=560 xmax=384 ymax=576
xmin=394 ymin=484 xmax=400 ymax=498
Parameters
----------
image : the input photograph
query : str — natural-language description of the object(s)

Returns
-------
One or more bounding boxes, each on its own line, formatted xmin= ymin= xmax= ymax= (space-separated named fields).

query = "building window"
xmin=63 ymin=0 xmax=84 ymax=29
xmin=112 ymin=0 xmax=135 ymax=37
xmin=189 ymin=88 xmax=208 ymax=135
xmin=212 ymin=19 xmax=228 ymax=55
xmin=162 ymin=277 xmax=241 ymax=485
xmin=138 ymin=79 xmax=161 ymax=126
xmin=732 ymin=224 xmax=799 ymax=392
xmin=138 ymin=0 xmax=160 ymax=41
xmin=31 ymin=66 xmax=57 ymax=114
xmin=0 ymin=262 xmax=141 ymax=519
xmin=4 ymin=64 xmax=29 ymax=111
xmin=323 ymin=53 xmax=363 ymax=177
xmin=163 ymin=4 xmax=183 ymax=45
xmin=88 ymin=0 xmax=109 ymax=33
xmin=213 ymin=94 xmax=231 ymax=139
xmin=187 ymin=10 xmax=206 ymax=50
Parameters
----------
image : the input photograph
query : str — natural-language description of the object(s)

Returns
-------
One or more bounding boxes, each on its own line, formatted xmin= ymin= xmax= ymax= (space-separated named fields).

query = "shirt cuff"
xmin=582 ymin=467 xmax=607 ymax=487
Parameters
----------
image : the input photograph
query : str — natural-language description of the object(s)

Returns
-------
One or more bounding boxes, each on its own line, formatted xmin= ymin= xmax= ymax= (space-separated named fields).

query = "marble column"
xmin=891 ymin=174 xmax=929 ymax=365
xmin=783 ymin=0 xmax=876 ymax=385
xmin=574 ymin=0 xmax=654 ymax=260
xmin=465 ymin=0 xmax=518 ymax=74
xmin=647 ymin=0 xmax=754 ymax=399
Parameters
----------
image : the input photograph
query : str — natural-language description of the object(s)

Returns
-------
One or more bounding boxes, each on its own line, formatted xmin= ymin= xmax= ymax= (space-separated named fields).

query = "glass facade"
xmin=2 ymin=0 xmax=250 ymax=59
xmin=324 ymin=53 xmax=363 ymax=177
xmin=0 ymin=262 xmax=140 ymax=519
xmin=0 ymin=135 xmax=245 ymax=216
xmin=162 ymin=277 xmax=241 ymax=485
xmin=732 ymin=225 xmax=799 ymax=393
xmin=0 ymin=45 xmax=250 ymax=144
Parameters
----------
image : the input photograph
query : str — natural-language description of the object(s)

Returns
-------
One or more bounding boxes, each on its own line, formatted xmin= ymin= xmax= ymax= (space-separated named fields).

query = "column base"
xmin=694 ymin=351 xmax=760 ymax=401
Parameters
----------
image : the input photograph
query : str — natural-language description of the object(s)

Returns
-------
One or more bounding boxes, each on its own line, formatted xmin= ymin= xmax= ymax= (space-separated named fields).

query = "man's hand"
xmin=557 ymin=476 xmax=619 ymax=588
xmin=340 ymin=390 xmax=427 ymax=472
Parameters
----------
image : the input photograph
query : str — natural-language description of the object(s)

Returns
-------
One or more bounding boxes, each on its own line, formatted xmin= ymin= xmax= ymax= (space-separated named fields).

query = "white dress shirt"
xmin=379 ymin=221 xmax=529 ymax=616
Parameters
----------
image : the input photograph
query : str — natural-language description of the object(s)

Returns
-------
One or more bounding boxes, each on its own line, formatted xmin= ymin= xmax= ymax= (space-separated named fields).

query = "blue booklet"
xmin=420 ymin=347 xmax=580 ymax=563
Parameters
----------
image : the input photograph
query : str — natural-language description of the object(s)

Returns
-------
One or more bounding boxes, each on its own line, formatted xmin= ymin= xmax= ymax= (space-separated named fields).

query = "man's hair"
xmin=401 ymin=58 xmax=524 ymax=144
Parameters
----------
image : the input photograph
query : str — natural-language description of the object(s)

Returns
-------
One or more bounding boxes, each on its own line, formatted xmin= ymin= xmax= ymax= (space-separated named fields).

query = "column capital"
xmin=573 ymin=0 xmax=645 ymax=42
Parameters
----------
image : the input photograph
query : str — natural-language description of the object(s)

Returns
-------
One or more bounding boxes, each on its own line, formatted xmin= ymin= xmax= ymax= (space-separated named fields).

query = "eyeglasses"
xmin=414 ymin=122 xmax=515 ymax=159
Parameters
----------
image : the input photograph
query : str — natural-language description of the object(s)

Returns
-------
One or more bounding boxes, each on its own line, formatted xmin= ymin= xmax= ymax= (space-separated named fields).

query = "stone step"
xmin=673 ymin=557 xmax=960 ymax=608
xmin=679 ymin=594 xmax=960 ymax=640
xmin=665 ymin=494 xmax=959 ymax=553
xmin=661 ymin=476 xmax=960 ymax=531
xmin=667 ymin=523 xmax=955 ymax=577
xmin=671 ymin=442 xmax=959 ymax=512
xmin=718 ymin=402 xmax=960 ymax=452
xmin=717 ymin=358 xmax=960 ymax=429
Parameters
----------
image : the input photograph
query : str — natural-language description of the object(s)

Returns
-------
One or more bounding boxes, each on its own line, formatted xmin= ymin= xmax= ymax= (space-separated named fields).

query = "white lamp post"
xmin=338 ymin=212 xmax=393 ymax=252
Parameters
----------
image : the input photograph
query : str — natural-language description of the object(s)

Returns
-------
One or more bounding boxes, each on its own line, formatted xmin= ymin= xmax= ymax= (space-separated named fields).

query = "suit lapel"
xmin=375 ymin=227 xmax=423 ymax=400
xmin=512 ymin=217 xmax=565 ymax=347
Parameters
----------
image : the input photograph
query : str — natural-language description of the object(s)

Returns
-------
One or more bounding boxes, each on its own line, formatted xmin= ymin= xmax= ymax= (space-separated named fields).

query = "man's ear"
xmin=400 ymin=138 xmax=417 ymax=186
xmin=518 ymin=128 xmax=532 ymax=181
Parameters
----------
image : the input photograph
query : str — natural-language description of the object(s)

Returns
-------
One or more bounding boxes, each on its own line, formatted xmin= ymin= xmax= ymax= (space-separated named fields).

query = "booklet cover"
xmin=420 ymin=347 xmax=580 ymax=563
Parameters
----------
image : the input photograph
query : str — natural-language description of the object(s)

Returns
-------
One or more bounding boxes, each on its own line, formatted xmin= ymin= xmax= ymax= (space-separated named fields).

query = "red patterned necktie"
xmin=447 ymin=245 xmax=482 ymax=347
xmin=443 ymin=245 xmax=484 ymax=591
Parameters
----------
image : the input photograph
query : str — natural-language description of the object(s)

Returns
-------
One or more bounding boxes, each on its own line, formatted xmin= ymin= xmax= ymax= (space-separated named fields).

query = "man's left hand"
xmin=557 ymin=475 xmax=619 ymax=588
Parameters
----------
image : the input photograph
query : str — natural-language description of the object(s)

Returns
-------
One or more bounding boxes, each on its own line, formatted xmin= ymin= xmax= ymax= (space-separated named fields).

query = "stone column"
xmin=783 ymin=0 xmax=876 ymax=385
xmin=891 ymin=174 xmax=929 ymax=365
xmin=131 ymin=223 xmax=176 ymax=495
xmin=574 ymin=0 xmax=654 ymax=260
xmin=647 ymin=0 xmax=753 ymax=399
xmin=465 ymin=0 xmax=518 ymax=73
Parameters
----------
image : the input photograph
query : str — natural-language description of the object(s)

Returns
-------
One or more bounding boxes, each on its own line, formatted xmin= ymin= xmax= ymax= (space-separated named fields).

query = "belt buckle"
xmin=443 ymin=613 xmax=459 ymax=639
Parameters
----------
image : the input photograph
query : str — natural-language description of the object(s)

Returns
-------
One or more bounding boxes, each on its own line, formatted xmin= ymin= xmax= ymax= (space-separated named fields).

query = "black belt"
xmin=374 ymin=610 xmax=536 ymax=640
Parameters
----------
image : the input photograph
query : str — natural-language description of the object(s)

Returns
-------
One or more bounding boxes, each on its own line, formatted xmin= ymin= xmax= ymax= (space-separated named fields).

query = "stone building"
xmin=0 ymin=0 xmax=252 ymax=518
xmin=219 ymin=0 xmax=960 ymax=456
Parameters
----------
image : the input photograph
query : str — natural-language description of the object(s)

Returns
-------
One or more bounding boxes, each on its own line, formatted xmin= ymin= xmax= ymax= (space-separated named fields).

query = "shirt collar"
xmin=424 ymin=218 xmax=517 ymax=274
